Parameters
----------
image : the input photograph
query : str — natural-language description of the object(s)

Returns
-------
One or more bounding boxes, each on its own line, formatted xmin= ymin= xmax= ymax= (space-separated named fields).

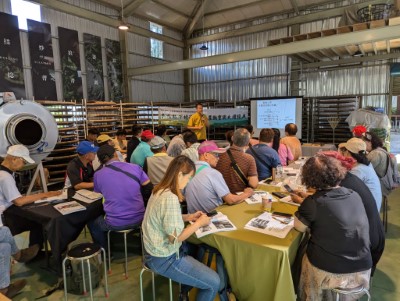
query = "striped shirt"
xmin=142 ymin=189 xmax=184 ymax=257
xmin=215 ymin=145 xmax=258 ymax=193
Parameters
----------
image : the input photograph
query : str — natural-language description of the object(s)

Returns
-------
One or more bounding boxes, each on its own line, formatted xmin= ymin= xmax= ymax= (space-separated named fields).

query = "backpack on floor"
xmin=64 ymin=256 xmax=103 ymax=295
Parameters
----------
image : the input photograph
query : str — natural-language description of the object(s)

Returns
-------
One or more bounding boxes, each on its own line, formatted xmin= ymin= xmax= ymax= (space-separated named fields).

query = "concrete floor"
xmin=9 ymin=164 xmax=400 ymax=300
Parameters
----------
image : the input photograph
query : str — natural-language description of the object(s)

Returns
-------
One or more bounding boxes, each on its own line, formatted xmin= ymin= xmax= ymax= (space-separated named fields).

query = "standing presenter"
xmin=187 ymin=103 xmax=209 ymax=142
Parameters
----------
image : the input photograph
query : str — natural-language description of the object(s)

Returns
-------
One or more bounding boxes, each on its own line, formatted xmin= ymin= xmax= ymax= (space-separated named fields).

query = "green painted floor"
xmin=10 ymin=187 xmax=400 ymax=301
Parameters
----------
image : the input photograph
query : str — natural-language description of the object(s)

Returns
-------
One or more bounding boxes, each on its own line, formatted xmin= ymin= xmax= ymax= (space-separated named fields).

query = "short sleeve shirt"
xmin=296 ymin=187 xmax=372 ymax=274
xmin=66 ymin=157 xmax=94 ymax=196
xmin=0 ymin=166 xmax=21 ymax=211
xmin=130 ymin=141 xmax=153 ymax=167
xmin=94 ymin=161 xmax=148 ymax=227
xmin=246 ymin=144 xmax=280 ymax=180
xmin=142 ymin=190 xmax=184 ymax=257
xmin=185 ymin=161 xmax=230 ymax=213
xmin=216 ymin=145 xmax=258 ymax=193
xmin=187 ymin=112 xmax=208 ymax=140
xmin=280 ymin=136 xmax=302 ymax=161
xmin=350 ymin=163 xmax=382 ymax=210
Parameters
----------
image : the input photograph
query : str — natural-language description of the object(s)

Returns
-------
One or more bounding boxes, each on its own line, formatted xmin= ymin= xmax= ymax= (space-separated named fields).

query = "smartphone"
xmin=206 ymin=210 xmax=218 ymax=217
xmin=283 ymin=184 xmax=294 ymax=193
xmin=272 ymin=211 xmax=293 ymax=218
xmin=271 ymin=191 xmax=286 ymax=199
xmin=264 ymin=179 xmax=273 ymax=184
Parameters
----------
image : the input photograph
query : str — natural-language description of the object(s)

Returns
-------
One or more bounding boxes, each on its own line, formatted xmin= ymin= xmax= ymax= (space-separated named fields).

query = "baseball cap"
xmin=141 ymin=130 xmax=155 ymax=140
xmin=97 ymin=134 xmax=112 ymax=144
xmin=97 ymin=144 xmax=116 ymax=164
xmin=149 ymin=136 xmax=166 ymax=150
xmin=352 ymin=125 xmax=367 ymax=137
xmin=76 ymin=141 xmax=99 ymax=155
xmin=198 ymin=141 xmax=227 ymax=155
xmin=6 ymin=145 xmax=35 ymax=164
xmin=339 ymin=138 xmax=366 ymax=154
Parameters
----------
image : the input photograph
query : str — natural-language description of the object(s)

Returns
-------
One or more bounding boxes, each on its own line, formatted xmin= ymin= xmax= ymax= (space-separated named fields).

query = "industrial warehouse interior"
xmin=0 ymin=0 xmax=400 ymax=300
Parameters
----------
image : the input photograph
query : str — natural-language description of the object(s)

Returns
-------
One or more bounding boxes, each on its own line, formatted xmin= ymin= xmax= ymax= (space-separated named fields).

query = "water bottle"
xmin=262 ymin=193 xmax=273 ymax=212
xmin=276 ymin=164 xmax=283 ymax=180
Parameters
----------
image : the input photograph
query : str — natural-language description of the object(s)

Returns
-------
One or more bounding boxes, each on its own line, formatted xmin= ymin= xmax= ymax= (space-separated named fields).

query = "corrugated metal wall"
xmin=190 ymin=28 xmax=290 ymax=102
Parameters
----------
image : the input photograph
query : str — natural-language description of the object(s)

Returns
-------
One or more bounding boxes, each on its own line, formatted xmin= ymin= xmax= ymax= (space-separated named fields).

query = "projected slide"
xmin=250 ymin=97 xmax=302 ymax=138
xmin=257 ymin=99 xmax=296 ymax=128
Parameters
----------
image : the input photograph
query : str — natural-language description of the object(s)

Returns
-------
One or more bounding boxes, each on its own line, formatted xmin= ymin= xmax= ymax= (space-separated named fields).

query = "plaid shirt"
xmin=142 ymin=189 xmax=184 ymax=257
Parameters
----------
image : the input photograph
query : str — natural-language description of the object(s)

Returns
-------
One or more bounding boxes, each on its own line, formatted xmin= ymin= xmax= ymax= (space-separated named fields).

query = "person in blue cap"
xmin=65 ymin=141 xmax=99 ymax=198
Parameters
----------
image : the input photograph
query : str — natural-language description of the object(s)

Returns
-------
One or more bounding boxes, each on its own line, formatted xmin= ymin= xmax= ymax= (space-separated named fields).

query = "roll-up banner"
xmin=0 ymin=12 xmax=26 ymax=99
xmin=105 ymin=39 xmax=123 ymax=101
xmin=58 ymin=27 xmax=83 ymax=101
xmin=83 ymin=33 xmax=104 ymax=100
xmin=27 ymin=19 xmax=56 ymax=100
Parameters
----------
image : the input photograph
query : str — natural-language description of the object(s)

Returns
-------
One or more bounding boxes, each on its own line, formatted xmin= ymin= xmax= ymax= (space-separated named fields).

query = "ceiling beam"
xmin=297 ymin=52 xmax=400 ymax=70
xmin=187 ymin=0 xmax=389 ymax=45
xmin=123 ymin=0 xmax=147 ymax=17
xmin=289 ymin=0 xmax=300 ymax=15
xmin=31 ymin=0 xmax=184 ymax=47
xmin=128 ymin=24 xmax=400 ymax=76
xmin=185 ymin=0 xmax=208 ymax=39
xmin=151 ymin=0 xmax=189 ymax=18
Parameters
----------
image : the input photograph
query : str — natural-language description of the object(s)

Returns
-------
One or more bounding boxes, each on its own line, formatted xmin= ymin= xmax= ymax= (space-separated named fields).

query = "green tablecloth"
xmin=191 ymin=199 xmax=301 ymax=301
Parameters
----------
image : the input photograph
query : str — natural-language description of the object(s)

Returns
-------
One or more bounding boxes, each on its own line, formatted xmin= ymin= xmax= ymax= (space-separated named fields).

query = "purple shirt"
xmin=94 ymin=161 xmax=148 ymax=227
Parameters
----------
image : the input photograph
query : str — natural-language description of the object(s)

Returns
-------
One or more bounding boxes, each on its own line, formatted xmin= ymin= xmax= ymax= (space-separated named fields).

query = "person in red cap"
xmin=130 ymin=130 xmax=155 ymax=167
xmin=352 ymin=125 xmax=367 ymax=138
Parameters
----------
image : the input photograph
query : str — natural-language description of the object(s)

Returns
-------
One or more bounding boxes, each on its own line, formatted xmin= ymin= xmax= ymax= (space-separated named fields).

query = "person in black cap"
xmin=88 ymin=145 xmax=152 ymax=249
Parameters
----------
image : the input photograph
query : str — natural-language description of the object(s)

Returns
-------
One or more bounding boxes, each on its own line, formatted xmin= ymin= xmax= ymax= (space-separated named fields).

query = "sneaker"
xmin=16 ymin=244 xmax=40 ymax=263
xmin=5 ymin=279 xmax=27 ymax=298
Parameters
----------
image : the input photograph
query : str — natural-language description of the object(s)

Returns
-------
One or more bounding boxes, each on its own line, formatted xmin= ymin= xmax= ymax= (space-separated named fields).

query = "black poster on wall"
xmin=58 ymin=26 xmax=83 ymax=101
xmin=27 ymin=19 xmax=57 ymax=100
xmin=83 ymin=33 xmax=104 ymax=100
xmin=0 ymin=12 xmax=26 ymax=99
xmin=105 ymin=39 xmax=123 ymax=101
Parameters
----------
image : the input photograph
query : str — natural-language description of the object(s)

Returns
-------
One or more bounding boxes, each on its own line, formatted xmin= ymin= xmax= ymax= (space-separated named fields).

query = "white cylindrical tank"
xmin=0 ymin=100 xmax=58 ymax=163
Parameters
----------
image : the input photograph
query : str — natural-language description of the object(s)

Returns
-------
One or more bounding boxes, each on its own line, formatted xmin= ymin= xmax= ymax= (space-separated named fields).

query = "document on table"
xmin=34 ymin=190 xmax=68 ymax=204
xmin=237 ymin=190 xmax=267 ymax=204
xmin=73 ymin=189 xmax=103 ymax=203
xmin=193 ymin=212 xmax=237 ymax=238
xmin=54 ymin=201 xmax=86 ymax=215
xmin=244 ymin=212 xmax=294 ymax=239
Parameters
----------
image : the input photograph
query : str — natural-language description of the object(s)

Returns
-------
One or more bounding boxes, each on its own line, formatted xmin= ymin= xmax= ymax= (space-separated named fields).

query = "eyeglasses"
xmin=209 ymin=152 xmax=220 ymax=158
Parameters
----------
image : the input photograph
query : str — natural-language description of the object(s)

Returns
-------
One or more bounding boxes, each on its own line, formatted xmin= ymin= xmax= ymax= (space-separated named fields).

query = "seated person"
xmin=167 ymin=129 xmax=192 ymax=158
xmin=143 ymin=136 xmax=173 ymax=185
xmin=245 ymin=124 xmax=259 ymax=146
xmin=85 ymin=128 xmax=100 ymax=146
xmin=113 ymin=129 xmax=128 ymax=154
xmin=280 ymin=123 xmax=302 ymax=161
xmin=294 ymin=156 xmax=372 ymax=300
xmin=142 ymin=156 xmax=219 ymax=300
xmin=0 ymin=226 xmax=39 ymax=298
xmin=93 ymin=134 xmax=124 ymax=170
xmin=185 ymin=141 xmax=254 ymax=214
xmin=216 ymin=128 xmax=258 ymax=193
xmin=1 ymin=145 xmax=61 ymax=248
xmin=88 ymin=145 xmax=151 ymax=249
xmin=156 ymin=125 xmax=171 ymax=147
xmin=130 ymin=130 xmax=154 ymax=167
xmin=65 ymin=141 xmax=98 ymax=198
xmin=181 ymin=131 xmax=200 ymax=163
xmin=246 ymin=128 xmax=280 ymax=180
xmin=126 ymin=125 xmax=143 ymax=163
xmin=272 ymin=128 xmax=294 ymax=166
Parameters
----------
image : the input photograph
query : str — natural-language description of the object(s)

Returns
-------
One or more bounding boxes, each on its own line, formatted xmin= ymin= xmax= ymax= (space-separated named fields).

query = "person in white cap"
xmin=0 ymin=145 xmax=61 ymax=249
xmin=339 ymin=138 xmax=382 ymax=210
